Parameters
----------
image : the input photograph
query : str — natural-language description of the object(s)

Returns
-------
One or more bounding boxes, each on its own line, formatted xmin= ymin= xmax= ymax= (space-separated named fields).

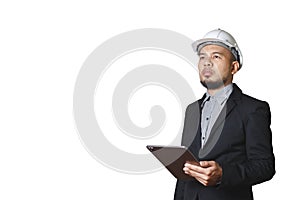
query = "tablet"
xmin=146 ymin=145 xmax=199 ymax=180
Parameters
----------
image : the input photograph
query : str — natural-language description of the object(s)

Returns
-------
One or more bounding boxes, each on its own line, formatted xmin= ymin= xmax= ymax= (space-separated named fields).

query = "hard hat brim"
xmin=192 ymin=38 xmax=235 ymax=53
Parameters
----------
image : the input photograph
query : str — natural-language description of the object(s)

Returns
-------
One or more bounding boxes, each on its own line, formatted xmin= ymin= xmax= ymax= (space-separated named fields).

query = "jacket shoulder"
xmin=239 ymin=93 xmax=270 ymax=111
xmin=232 ymin=84 xmax=270 ymax=112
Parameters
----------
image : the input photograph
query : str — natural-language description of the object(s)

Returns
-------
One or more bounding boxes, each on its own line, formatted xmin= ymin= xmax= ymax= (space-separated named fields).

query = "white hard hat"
xmin=192 ymin=28 xmax=243 ymax=69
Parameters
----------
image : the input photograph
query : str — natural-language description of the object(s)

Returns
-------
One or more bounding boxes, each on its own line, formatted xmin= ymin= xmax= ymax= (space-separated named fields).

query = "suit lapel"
xmin=183 ymin=94 xmax=206 ymax=157
xmin=210 ymin=95 xmax=238 ymax=134
xmin=198 ymin=84 xmax=242 ymax=158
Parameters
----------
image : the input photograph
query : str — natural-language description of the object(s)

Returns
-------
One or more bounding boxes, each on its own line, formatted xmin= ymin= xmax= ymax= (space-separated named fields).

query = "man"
xmin=174 ymin=29 xmax=275 ymax=200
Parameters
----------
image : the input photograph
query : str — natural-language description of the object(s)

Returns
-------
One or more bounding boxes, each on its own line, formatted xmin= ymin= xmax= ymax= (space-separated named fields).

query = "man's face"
xmin=198 ymin=45 xmax=235 ymax=90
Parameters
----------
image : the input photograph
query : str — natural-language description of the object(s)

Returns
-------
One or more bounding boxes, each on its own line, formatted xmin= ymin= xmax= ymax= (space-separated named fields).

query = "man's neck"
xmin=207 ymin=88 xmax=222 ymax=96
xmin=207 ymin=83 xmax=233 ymax=96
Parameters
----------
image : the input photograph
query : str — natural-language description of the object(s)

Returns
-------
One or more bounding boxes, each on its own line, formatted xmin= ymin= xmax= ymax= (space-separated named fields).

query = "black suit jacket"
xmin=174 ymin=84 xmax=275 ymax=200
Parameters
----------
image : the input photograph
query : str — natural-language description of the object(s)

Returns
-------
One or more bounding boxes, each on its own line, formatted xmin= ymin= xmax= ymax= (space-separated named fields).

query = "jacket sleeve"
xmin=174 ymin=103 xmax=197 ymax=199
xmin=173 ymin=105 xmax=189 ymax=200
xmin=219 ymin=102 xmax=275 ymax=187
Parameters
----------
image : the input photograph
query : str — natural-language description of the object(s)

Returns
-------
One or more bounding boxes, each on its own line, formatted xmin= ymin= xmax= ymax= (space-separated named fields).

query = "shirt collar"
xmin=202 ymin=84 xmax=233 ymax=106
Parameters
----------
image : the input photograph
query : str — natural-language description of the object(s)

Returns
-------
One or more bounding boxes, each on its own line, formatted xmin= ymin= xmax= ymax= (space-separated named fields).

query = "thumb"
xmin=199 ymin=161 xmax=209 ymax=167
xmin=200 ymin=161 xmax=215 ymax=167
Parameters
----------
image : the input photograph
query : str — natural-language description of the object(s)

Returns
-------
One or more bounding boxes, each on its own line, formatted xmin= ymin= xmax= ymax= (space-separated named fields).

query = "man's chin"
xmin=200 ymin=80 xmax=224 ymax=90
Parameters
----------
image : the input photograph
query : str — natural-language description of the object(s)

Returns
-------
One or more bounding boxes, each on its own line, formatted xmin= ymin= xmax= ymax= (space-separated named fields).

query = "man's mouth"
xmin=201 ymin=69 xmax=213 ymax=77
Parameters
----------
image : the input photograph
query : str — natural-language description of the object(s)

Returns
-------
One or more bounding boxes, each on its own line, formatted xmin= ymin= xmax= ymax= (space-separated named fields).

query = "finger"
xmin=200 ymin=160 xmax=216 ymax=167
xmin=185 ymin=167 xmax=209 ymax=182
xmin=199 ymin=161 xmax=207 ymax=167
xmin=196 ymin=178 xmax=208 ymax=186
xmin=187 ymin=162 xmax=218 ymax=177
xmin=184 ymin=163 xmax=206 ymax=174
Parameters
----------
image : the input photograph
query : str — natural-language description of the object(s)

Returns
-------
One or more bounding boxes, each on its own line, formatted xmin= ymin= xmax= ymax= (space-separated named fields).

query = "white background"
xmin=1 ymin=0 xmax=299 ymax=199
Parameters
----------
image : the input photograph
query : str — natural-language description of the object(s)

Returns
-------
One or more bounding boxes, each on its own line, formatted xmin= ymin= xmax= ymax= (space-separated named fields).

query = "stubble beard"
xmin=200 ymin=78 xmax=228 ymax=90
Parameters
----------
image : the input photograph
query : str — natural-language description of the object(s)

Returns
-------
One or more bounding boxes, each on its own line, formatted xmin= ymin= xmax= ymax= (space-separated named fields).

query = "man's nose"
xmin=204 ymin=57 xmax=212 ymax=67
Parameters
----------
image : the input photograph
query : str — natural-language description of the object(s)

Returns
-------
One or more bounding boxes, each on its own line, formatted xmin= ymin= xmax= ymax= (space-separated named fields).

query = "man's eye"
xmin=213 ymin=55 xmax=221 ymax=59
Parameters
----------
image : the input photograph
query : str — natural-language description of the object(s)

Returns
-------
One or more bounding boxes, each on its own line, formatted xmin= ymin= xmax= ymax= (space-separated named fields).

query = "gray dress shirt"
xmin=201 ymin=84 xmax=233 ymax=148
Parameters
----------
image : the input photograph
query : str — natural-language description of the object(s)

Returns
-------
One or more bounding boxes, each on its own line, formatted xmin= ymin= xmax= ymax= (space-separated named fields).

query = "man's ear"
xmin=231 ymin=61 xmax=240 ymax=75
